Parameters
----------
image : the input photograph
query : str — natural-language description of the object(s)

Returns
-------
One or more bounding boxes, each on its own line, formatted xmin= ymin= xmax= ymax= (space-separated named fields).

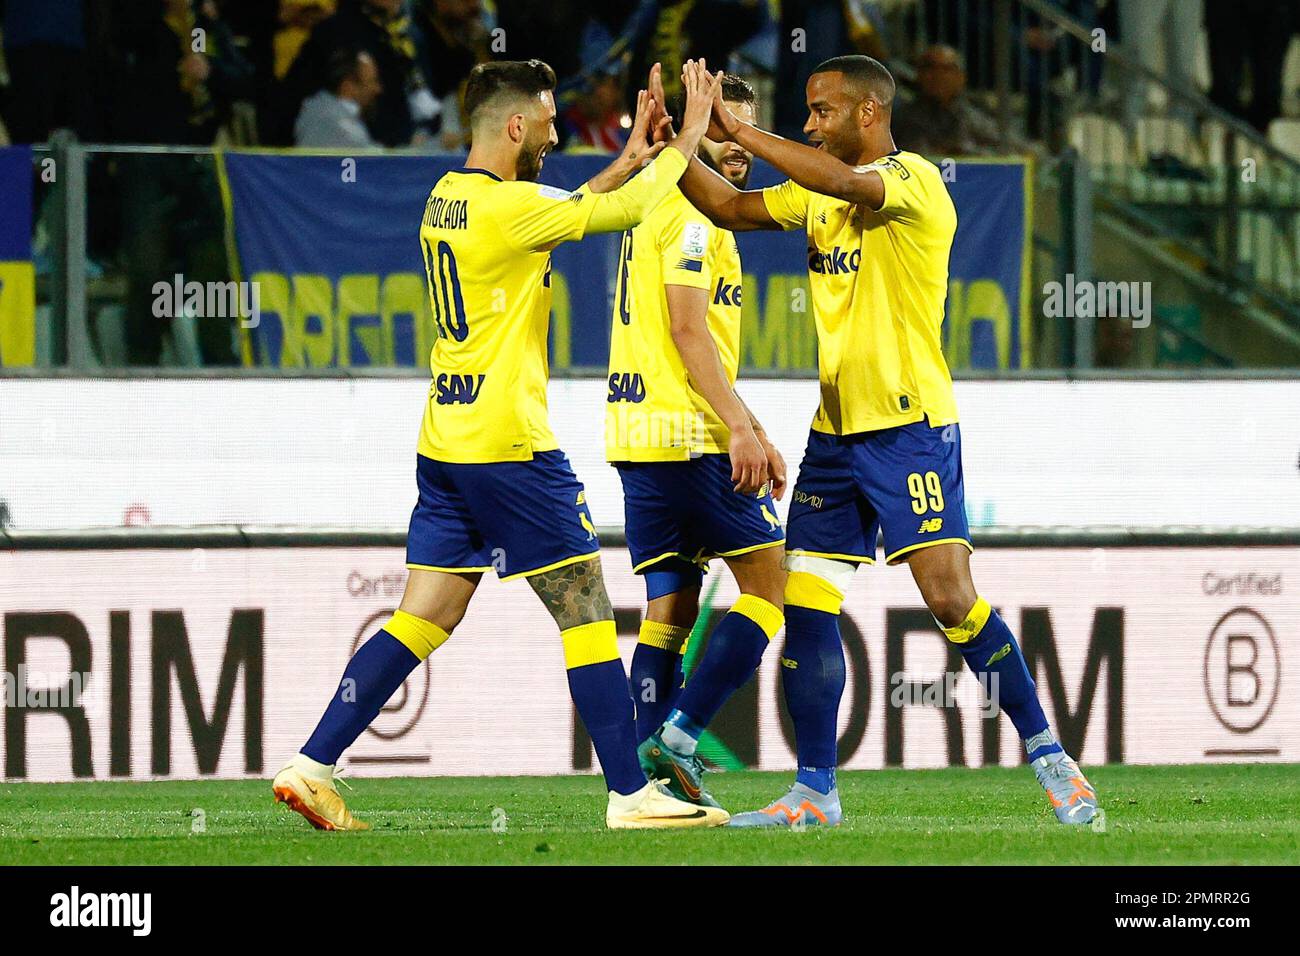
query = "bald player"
xmin=670 ymin=56 xmax=1099 ymax=827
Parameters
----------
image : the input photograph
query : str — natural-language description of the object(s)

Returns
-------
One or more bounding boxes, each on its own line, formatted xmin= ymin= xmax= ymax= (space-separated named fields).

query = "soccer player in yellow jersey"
xmin=670 ymin=56 xmax=1099 ymax=827
xmin=273 ymin=59 xmax=733 ymax=831
xmin=605 ymin=73 xmax=787 ymax=809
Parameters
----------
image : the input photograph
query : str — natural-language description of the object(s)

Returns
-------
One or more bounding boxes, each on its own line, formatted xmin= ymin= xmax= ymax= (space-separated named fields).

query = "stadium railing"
xmin=893 ymin=0 xmax=1300 ymax=355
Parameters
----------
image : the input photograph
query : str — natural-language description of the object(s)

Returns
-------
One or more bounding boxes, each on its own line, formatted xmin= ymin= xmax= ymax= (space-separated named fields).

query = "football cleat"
xmin=728 ymin=782 xmax=842 ymax=828
xmin=606 ymin=779 xmax=730 ymax=829
xmin=272 ymin=764 xmax=370 ymax=831
xmin=1034 ymin=751 xmax=1100 ymax=825
xmin=637 ymin=732 xmax=723 ymax=808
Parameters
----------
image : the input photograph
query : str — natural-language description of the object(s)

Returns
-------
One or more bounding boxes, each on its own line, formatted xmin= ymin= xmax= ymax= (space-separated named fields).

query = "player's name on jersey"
xmin=422 ymin=197 xmax=469 ymax=231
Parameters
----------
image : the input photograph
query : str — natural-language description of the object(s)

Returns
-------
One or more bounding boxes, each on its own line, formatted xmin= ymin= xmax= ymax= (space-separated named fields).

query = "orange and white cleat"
xmin=272 ymin=763 xmax=370 ymax=831
xmin=728 ymin=783 xmax=842 ymax=828
xmin=1034 ymin=752 xmax=1100 ymax=825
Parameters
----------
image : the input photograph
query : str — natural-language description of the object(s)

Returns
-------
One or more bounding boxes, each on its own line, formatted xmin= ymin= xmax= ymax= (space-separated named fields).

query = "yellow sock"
xmin=383 ymin=609 xmax=450 ymax=661
xmin=561 ymin=620 xmax=620 ymax=669
xmin=637 ymin=620 xmax=691 ymax=656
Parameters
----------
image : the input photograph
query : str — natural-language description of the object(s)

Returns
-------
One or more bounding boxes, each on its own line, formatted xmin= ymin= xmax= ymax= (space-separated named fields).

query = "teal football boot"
xmin=637 ymin=732 xmax=723 ymax=809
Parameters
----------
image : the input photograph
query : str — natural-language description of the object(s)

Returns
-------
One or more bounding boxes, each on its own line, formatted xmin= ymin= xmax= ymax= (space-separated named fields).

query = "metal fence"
xmin=15 ymin=0 xmax=1300 ymax=373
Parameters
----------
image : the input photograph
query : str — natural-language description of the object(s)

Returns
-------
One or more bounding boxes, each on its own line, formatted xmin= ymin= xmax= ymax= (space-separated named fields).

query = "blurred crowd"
xmin=0 ymin=0 xmax=1052 ymax=158
xmin=3 ymin=1 xmax=1297 ymax=157
xmin=0 ymin=0 xmax=781 ymax=153
xmin=4 ymin=0 xmax=1299 ymax=371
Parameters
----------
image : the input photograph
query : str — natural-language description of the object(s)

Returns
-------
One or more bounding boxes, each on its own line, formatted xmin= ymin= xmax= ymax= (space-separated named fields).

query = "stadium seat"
xmin=1268 ymin=119 xmax=1300 ymax=163
xmin=1135 ymin=116 xmax=1201 ymax=166
xmin=1203 ymin=120 xmax=1256 ymax=166
xmin=1067 ymin=113 xmax=1129 ymax=168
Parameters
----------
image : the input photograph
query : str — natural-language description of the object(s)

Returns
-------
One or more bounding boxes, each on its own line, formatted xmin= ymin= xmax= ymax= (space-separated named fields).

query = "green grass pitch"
xmin=1 ymin=764 xmax=1296 ymax=865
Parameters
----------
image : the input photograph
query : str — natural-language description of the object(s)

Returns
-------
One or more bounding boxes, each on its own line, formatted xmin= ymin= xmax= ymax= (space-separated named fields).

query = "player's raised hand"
xmin=673 ymin=59 xmax=724 ymax=155
xmin=729 ymin=425 xmax=768 ymax=495
xmin=619 ymin=88 xmax=667 ymax=168
xmin=647 ymin=63 xmax=675 ymax=143
xmin=700 ymin=63 xmax=741 ymax=143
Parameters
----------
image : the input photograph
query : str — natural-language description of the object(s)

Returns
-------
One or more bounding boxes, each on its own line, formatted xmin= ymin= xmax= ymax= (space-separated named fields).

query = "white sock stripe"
xmin=781 ymin=553 xmax=857 ymax=592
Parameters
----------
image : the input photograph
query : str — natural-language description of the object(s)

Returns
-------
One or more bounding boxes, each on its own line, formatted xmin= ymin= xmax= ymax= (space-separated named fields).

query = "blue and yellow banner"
xmin=0 ymin=145 xmax=35 ymax=367
xmin=221 ymin=152 xmax=1031 ymax=370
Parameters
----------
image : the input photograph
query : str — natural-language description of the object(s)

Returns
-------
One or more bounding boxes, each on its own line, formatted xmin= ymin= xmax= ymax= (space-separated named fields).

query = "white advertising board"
xmin=1 ymin=545 xmax=1295 ymax=781
xmin=0 ymin=377 xmax=1297 ymax=531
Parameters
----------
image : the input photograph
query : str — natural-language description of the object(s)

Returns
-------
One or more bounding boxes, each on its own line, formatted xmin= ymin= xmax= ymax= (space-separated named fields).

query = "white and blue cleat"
xmin=1034 ymin=751 xmax=1100 ymax=825
xmin=728 ymin=782 xmax=843 ymax=828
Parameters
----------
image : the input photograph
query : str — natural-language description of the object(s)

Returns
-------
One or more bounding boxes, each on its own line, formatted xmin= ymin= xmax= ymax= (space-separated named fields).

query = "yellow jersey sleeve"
xmin=868 ymin=153 xmax=941 ymax=226
xmin=498 ymin=181 xmax=597 ymax=252
xmin=580 ymin=147 xmax=690 ymax=235
xmin=761 ymin=178 xmax=813 ymax=230
xmin=657 ymin=197 xmax=714 ymax=291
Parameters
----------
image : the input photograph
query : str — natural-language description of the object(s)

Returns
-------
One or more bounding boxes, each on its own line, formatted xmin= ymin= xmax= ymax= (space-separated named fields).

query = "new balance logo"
xmin=435 ymin=373 xmax=485 ymax=405
xmin=918 ymin=517 xmax=944 ymax=533
xmin=986 ymin=643 xmax=1012 ymax=666
xmin=779 ymin=657 xmax=798 ymax=669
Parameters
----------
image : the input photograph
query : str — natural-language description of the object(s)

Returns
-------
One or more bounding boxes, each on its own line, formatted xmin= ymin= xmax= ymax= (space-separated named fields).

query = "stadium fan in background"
xmin=294 ymin=48 xmax=384 ymax=147
xmin=0 ymin=0 xmax=91 ymax=144
xmin=1117 ymin=0 xmax=1198 ymax=129
xmin=561 ymin=62 xmax=632 ymax=153
xmin=773 ymin=0 xmax=887 ymax=142
xmin=892 ymin=44 xmax=999 ymax=156
xmin=112 ymin=0 xmax=254 ymax=366
xmin=627 ymin=0 xmax=765 ymax=134
xmin=275 ymin=0 xmax=436 ymax=147
xmin=112 ymin=0 xmax=255 ymax=146
xmin=413 ymin=0 xmax=494 ymax=151
xmin=1205 ymin=0 xmax=1299 ymax=132
xmin=274 ymin=0 xmax=337 ymax=81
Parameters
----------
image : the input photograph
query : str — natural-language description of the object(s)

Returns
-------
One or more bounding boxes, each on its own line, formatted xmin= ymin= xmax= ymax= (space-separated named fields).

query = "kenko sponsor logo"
xmin=2 ymin=609 xmax=263 ymax=778
xmin=573 ymin=603 xmax=1124 ymax=770
xmin=49 ymin=886 xmax=151 ymax=936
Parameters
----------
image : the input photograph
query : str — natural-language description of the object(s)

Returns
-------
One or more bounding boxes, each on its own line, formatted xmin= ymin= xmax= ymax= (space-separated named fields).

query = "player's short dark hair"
xmin=464 ymin=59 xmax=558 ymax=122
xmin=668 ymin=73 xmax=757 ymax=129
xmin=812 ymin=55 xmax=896 ymax=109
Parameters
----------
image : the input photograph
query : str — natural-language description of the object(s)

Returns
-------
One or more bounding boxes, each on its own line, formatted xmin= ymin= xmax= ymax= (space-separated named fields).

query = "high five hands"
xmin=681 ymin=59 xmax=742 ymax=143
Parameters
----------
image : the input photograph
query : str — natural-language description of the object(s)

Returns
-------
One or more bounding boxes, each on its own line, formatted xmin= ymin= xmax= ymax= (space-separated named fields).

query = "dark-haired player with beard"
xmin=606 ymin=69 xmax=787 ymax=810
xmin=671 ymin=56 xmax=1100 ymax=828
xmin=273 ymin=59 xmax=733 ymax=831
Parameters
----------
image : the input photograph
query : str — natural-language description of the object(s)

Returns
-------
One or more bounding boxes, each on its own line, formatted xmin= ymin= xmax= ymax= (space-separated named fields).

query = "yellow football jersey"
xmin=762 ymin=149 xmax=958 ymax=435
xmin=416 ymin=167 xmax=597 ymax=463
xmin=606 ymin=188 xmax=743 ymax=461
